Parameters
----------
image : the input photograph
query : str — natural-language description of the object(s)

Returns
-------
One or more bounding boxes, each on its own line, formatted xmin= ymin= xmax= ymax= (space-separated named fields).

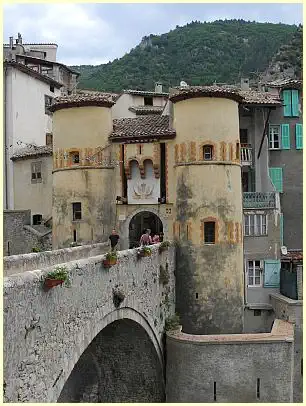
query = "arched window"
xmin=203 ymin=145 xmax=213 ymax=161
xmin=143 ymin=159 xmax=154 ymax=178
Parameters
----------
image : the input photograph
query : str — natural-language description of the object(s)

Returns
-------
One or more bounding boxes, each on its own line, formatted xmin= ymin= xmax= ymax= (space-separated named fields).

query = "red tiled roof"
xmin=170 ymin=85 xmax=243 ymax=103
xmin=128 ymin=105 xmax=164 ymax=115
xmin=124 ymin=89 xmax=169 ymax=97
xmin=4 ymin=60 xmax=63 ymax=88
xmin=281 ymin=250 xmax=303 ymax=262
xmin=239 ymin=90 xmax=281 ymax=106
xmin=50 ymin=93 xmax=115 ymax=112
xmin=110 ymin=115 xmax=175 ymax=142
xmin=11 ymin=146 xmax=52 ymax=161
xmin=266 ymin=78 xmax=302 ymax=89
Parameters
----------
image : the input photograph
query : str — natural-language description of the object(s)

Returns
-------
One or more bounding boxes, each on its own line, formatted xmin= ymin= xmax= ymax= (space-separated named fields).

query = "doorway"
xmin=129 ymin=211 xmax=163 ymax=248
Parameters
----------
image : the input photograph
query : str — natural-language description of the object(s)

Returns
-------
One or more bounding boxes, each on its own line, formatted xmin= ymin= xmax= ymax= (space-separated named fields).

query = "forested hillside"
xmin=71 ymin=20 xmax=301 ymax=92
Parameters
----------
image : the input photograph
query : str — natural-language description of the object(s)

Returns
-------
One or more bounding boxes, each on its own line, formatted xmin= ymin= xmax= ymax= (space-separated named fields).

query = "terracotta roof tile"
xmin=266 ymin=78 xmax=302 ymax=89
xmin=170 ymin=85 xmax=243 ymax=103
xmin=11 ymin=145 xmax=52 ymax=161
xmin=281 ymin=250 xmax=303 ymax=262
xmin=110 ymin=115 xmax=175 ymax=141
xmin=50 ymin=93 xmax=115 ymax=112
xmin=239 ymin=90 xmax=281 ymax=106
xmin=124 ymin=89 xmax=169 ymax=97
xmin=128 ymin=105 xmax=164 ymax=115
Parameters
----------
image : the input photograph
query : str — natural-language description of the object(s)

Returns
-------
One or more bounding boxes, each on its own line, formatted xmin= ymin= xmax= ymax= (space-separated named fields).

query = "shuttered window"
xmin=269 ymin=167 xmax=283 ymax=193
xmin=281 ymin=124 xmax=290 ymax=149
xmin=295 ymin=123 xmax=303 ymax=149
xmin=264 ymin=260 xmax=281 ymax=288
xmin=282 ymin=89 xmax=300 ymax=117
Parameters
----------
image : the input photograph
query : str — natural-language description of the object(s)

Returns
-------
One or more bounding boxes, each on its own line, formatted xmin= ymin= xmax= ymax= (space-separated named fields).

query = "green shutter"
xmin=296 ymin=123 xmax=303 ymax=149
xmin=264 ymin=260 xmax=281 ymax=288
xmin=269 ymin=167 xmax=283 ymax=193
xmin=280 ymin=214 xmax=284 ymax=246
xmin=291 ymin=89 xmax=299 ymax=117
xmin=281 ymin=124 xmax=290 ymax=149
xmin=282 ymin=90 xmax=292 ymax=117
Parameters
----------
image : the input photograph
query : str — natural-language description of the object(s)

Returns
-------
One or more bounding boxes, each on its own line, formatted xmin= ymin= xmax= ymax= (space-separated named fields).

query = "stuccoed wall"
xmin=166 ymin=319 xmax=294 ymax=403
xmin=4 ymin=244 xmax=175 ymax=402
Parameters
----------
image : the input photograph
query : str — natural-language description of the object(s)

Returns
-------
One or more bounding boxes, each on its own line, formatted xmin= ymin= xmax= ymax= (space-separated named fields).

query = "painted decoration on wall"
xmin=127 ymin=159 xmax=160 ymax=204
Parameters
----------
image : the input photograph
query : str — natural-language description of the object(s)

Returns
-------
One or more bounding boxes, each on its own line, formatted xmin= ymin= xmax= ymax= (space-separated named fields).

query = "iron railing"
xmin=243 ymin=192 xmax=276 ymax=209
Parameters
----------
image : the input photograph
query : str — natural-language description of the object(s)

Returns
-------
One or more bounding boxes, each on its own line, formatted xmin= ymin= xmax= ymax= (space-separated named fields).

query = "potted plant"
xmin=44 ymin=266 xmax=70 ymax=289
xmin=103 ymin=251 xmax=118 ymax=268
xmin=137 ymin=246 xmax=152 ymax=258
xmin=159 ymin=240 xmax=170 ymax=253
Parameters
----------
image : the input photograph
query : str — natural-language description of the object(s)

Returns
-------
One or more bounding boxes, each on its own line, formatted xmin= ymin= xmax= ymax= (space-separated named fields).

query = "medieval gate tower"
xmin=170 ymin=88 xmax=244 ymax=334
xmin=51 ymin=96 xmax=117 ymax=249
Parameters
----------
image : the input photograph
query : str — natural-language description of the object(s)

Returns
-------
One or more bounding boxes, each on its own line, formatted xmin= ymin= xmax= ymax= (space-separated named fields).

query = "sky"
xmin=3 ymin=3 xmax=303 ymax=66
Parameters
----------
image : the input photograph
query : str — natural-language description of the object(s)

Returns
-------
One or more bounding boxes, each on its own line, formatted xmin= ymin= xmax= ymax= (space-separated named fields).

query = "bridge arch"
xmin=54 ymin=307 xmax=164 ymax=403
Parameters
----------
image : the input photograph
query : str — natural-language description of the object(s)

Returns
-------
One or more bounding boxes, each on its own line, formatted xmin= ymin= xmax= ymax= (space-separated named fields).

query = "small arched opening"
xmin=57 ymin=318 xmax=164 ymax=403
xmin=129 ymin=211 xmax=163 ymax=248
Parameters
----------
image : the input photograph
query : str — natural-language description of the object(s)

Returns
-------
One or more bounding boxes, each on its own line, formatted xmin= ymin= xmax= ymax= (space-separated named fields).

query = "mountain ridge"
xmin=70 ymin=19 xmax=302 ymax=92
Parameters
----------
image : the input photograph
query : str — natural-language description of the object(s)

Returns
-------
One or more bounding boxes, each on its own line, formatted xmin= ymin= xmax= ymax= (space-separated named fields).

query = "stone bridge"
xmin=4 ymin=244 xmax=175 ymax=402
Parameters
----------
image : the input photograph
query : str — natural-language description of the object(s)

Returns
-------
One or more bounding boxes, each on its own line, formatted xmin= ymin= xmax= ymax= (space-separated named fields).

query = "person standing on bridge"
xmin=139 ymin=229 xmax=152 ymax=246
xmin=109 ymin=229 xmax=120 ymax=251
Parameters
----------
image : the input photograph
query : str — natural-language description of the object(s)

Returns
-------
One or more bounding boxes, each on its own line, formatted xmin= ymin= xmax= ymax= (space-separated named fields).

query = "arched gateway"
xmin=129 ymin=211 xmax=163 ymax=248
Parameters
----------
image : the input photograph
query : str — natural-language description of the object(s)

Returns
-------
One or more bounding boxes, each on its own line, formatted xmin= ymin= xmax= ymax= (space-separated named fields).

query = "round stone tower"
xmin=170 ymin=87 xmax=244 ymax=334
xmin=51 ymin=94 xmax=116 ymax=249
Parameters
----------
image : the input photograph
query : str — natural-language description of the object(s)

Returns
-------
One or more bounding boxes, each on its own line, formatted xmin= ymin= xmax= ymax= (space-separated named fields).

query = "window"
xmin=203 ymin=145 xmax=213 ymax=160
xmin=269 ymin=125 xmax=280 ymax=149
xmin=269 ymin=167 xmax=283 ymax=193
xmin=72 ymin=202 xmax=82 ymax=220
xmin=239 ymin=129 xmax=248 ymax=145
xmin=282 ymin=89 xmax=299 ymax=117
xmin=33 ymin=214 xmax=42 ymax=225
xmin=44 ymin=95 xmax=53 ymax=114
xmin=50 ymin=85 xmax=54 ymax=93
xmin=254 ymin=310 xmax=262 ymax=316
xmin=204 ymin=221 xmax=215 ymax=244
xmin=70 ymin=151 xmax=80 ymax=164
xmin=31 ymin=162 xmax=42 ymax=183
xmin=46 ymin=133 xmax=53 ymax=146
xmin=236 ymin=142 xmax=240 ymax=160
xmin=144 ymin=96 xmax=153 ymax=106
xmin=244 ymin=214 xmax=267 ymax=236
xmin=295 ymin=123 xmax=303 ymax=149
xmin=247 ymin=260 xmax=262 ymax=287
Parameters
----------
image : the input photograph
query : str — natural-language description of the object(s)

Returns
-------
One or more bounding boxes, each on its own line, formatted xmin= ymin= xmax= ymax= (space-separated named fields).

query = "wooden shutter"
xmin=282 ymin=90 xmax=292 ymax=117
xmin=291 ymin=89 xmax=299 ymax=117
xmin=269 ymin=167 xmax=283 ymax=193
xmin=295 ymin=123 xmax=303 ymax=149
xmin=264 ymin=260 xmax=281 ymax=287
xmin=281 ymin=124 xmax=290 ymax=149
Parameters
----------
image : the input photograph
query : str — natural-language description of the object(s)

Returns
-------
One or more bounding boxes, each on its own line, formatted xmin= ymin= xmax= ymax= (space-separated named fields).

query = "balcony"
xmin=240 ymin=144 xmax=252 ymax=166
xmin=243 ymin=192 xmax=276 ymax=209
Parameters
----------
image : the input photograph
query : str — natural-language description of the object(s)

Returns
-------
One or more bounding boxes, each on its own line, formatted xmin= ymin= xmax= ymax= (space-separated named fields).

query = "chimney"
xmin=9 ymin=36 xmax=13 ymax=49
xmin=241 ymin=78 xmax=250 ymax=91
xmin=155 ymin=82 xmax=163 ymax=93
xmin=17 ymin=32 xmax=22 ymax=44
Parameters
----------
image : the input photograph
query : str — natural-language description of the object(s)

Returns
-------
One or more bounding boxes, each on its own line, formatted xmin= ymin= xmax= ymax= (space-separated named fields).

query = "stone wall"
xmin=4 ymin=244 xmax=175 ymax=402
xmin=4 ymin=242 xmax=109 ymax=276
xmin=166 ymin=319 xmax=294 ymax=402
xmin=3 ymin=210 xmax=51 ymax=256
xmin=270 ymin=292 xmax=303 ymax=402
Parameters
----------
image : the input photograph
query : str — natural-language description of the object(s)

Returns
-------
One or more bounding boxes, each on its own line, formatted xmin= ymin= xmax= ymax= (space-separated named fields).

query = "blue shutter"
xmin=291 ymin=90 xmax=299 ymax=117
xmin=282 ymin=90 xmax=292 ymax=117
xmin=281 ymin=124 xmax=290 ymax=149
xmin=280 ymin=214 xmax=284 ymax=246
xmin=269 ymin=167 xmax=283 ymax=193
xmin=264 ymin=260 xmax=281 ymax=288
xmin=295 ymin=123 xmax=303 ymax=149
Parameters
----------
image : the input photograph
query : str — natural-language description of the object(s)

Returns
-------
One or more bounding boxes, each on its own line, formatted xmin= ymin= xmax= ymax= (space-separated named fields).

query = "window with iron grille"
xmin=44 ymin=95 xmax=53 ymax=114
xmin=31 ymin=162 xmax=42 ymax=183
xmin=72 ymin=202 xmax=82 ymax=220
xmin=70 ymin=151 xmax=80 ymax=164
xmin=33 ymin=214 xmax=42 ymax=225
xmin=247 ymin=260 xmax=263 ymax=287
xmin=203 ymin=145 xmax=213 ymax=160
xmin=204 ymin=221 xmax=215 ymax=244
xmin=244 ymin=214 xmax=267 ymax=236
xmin=46 ymin=133 xmax=53 ymax=146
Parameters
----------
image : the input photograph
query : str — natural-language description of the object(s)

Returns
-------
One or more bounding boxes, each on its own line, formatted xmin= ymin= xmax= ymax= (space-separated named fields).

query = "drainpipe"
xmin=4 ymin=65 xmax=8 ymax=209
